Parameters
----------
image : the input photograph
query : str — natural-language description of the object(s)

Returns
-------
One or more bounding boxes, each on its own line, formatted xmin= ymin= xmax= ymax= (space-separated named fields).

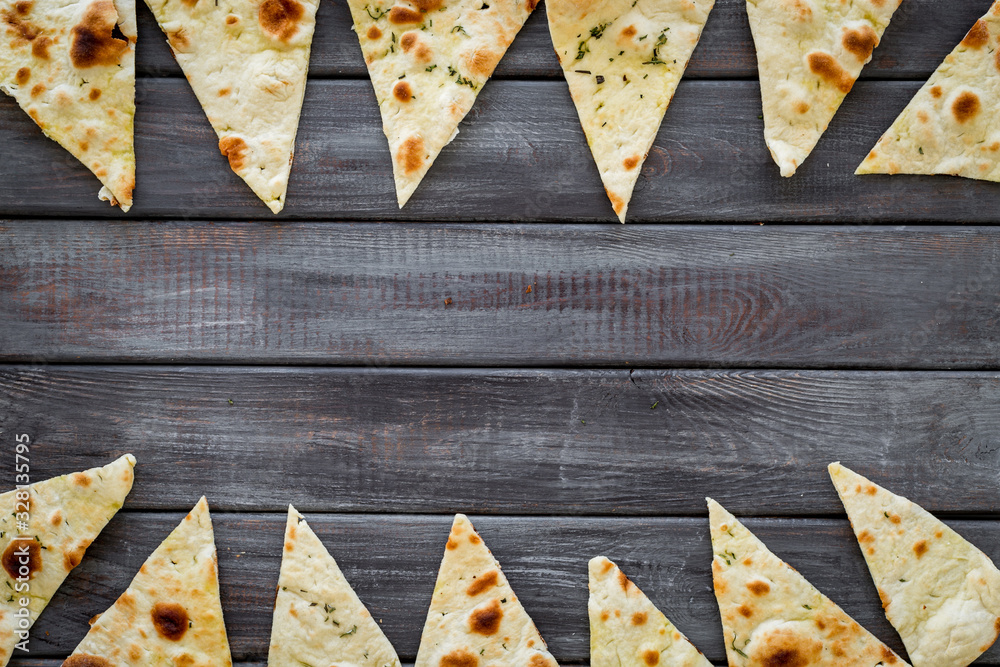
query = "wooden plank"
xmin=133 ymin=0 xmax=989 ymax=80
xmin=2 ymin=223 xmax=999 ymax=367
xmin=7 ymin=79 xmax=1000 ymax=221
xmin=19 ymin=513 xmax=1000 ymax=663
xmin=1 ymin=367 xmax=998 ymax=516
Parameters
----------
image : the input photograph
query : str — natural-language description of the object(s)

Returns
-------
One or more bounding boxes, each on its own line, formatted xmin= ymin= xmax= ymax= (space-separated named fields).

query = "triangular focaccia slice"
xmin=589 ymin=556 xmax=711 ymax=667
xmin=857 ymin=3 xmax=1000 ymax=181
xmin=707 ymin=498 xmax=909 ymax=667
xmin=829 ymin=462 xmax=1000 ymax=667
xmin=143 ymin=0 xmax=319 ymax=213
xmin=748 ymin=0 xmax=903 ymax=177
xmin=414 ymin=514 xmax=559 ymax=667
xmin=547 ymin=0 xmax=713 ymax=222
xmin=0 ymin=454 xmax=135 ymax=667
xmin=61 ymin=497 xmax=233 ymax=667
xmin=0 ymin=0 xmax=135 ymax=209
xmin=268 ymin=505 xmax=402 ymax=667
xmin=346 ymin=0 xmax=535 ymax=207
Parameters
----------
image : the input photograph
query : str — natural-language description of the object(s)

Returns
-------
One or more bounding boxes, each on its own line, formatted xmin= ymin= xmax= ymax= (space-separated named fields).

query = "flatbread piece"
xmin=268 ymin=505 xmax=402 ymax=667
xmin=748 ymin=0 xmax=903 ymax=177
xmin=346 ymin=0 xmax=536 ymax=207
xmin=0 ymin=0 xmax=136 ymax=209
xmin=857 ymin=1 xmax=1000 ymax=182
xmin=547 ymin=0 xmax=714 ymax=222
xmin=143 ymin=0 xmax=320 ymax=213
xmin=0 ymin=454 xmax=135 ymax=667
xmin=61 ymin=496 xmax=233 ymax=667
xmin=829 ymin=462 xmax=1000 ymax=667
xmin=414 ymin=514 xmax=558 ymax=667
xmin=707 ymin=497 xmax=909 ymax=666
xmin=589 ymin=556 xmax=710 ymax=667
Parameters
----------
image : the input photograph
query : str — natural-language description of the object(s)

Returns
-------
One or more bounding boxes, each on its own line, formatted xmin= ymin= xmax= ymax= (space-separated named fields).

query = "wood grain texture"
xmin=1 ymin=367 xmax=997 ymax=515
xmin=131 ymin=0 xmax=988 ymax=80
xmin=2 ymin=223 xmax=999 ymax=367
xmin=15 ymin=513 xmax=1000 ymax=663
xmin=7 ymin=79 xmax=1000 ymax=221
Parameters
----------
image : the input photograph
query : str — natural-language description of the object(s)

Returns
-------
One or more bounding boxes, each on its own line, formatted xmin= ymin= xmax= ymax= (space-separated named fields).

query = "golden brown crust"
xmin=806 ymin=52 xmax=854 ymax=94
xmin=962 ymin=19 xmax=990 ymax=48
xmin=258 ymin=0 xmax=303 ymax=41
xmin=70 ymin=0 xmax=129 ymax=68
xmin=219 ymin=136 xmax=248 ymax=172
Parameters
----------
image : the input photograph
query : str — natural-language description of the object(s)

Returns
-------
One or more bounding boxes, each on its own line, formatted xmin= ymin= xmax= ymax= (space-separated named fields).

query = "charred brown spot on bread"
xmin=31 ymin=34 xmax=50 ymax=57
xmin=465 ymin=48 xmax=497 ymax=77
xmin=63 ymin=541 xmax=90 ymax=570
xmin=2 ymin=8 xmax=40 ymax=42
xmin=962 ymin=19 xmax=990 ymax=48
xmin=469 ymin=599 xmax=503 ymax=635
xmin=259 ymin=0 xmax=304 ymax=41
xmin=913 ymin=539 xmax=929 ymax=558
xmin=642 ymin=650 xmax=659 ymax=666
xmin=388 ymin=5 xmax=421 ymax=23
xmin=2 ymin=539 xmax=41 ymax=580
xmin=528 ymin=654 xmax=551 ymax=667
xmin=393 ymin=80 xmax=413 ymax=102
xmin=88 ymin=88 xmax=101 ymax=100
xmin=466 ymin=570 xmax=498 ymax=596
xmin=218 ymin=88 xmax=231 ymax=96
xmin=599 ymin=610 xmax=609 ymax=621
xmin=397 ymin=136 xmax=424 ymax=175
xmin=167 ymin=29 xmax=188 ymax=50
xmin=151 ymin=602 xmax=189 ymax=640
xmin=440 ymin=649 xmax=478 ymax=667
xmin=88 ymin=613 xmax=102 ymax=626
xmin=225 ymin=14 xmax=238 ymax=24
xmin=631 ymin=611 xmax=647 ymax=625
xmin=807 ymin=52 xmax=853 ymax=93
xmin=881 ymin=647 xmax=899 ymax=664
xmin=524 ymin=0 xmax=537 ymax=10
xmin=858 ymin=529 xmax=874 ymax=544
xmin=866 ymin=485 xmax=877 ymax=495
xmin=877 ymin=586 xmax=890 ymax=608
xmin=411 ymin=0 xmax=442 ymax=11
xmin=70 ymin=0 xmax=128 ymax=68
xmin=219 ymin=136 xmax=249 ymax=172
xmin=63 ymin=655 xmax=113 ymax=667
xmin=930 ymin=85 xmax=942 ymax=99
xmin=623 ymin=155 xmax=640 ymax=170
xmin=952 ymin=91 xmax=980 ymax=123
xmin=617 ymin=570 xmax=633 ymax=591
xmin=738 ymin=604 xmax=753 ymax=618
xmin=15 ymin=67 xmax=29 ymax=84
xmin=760 ymin=648 xmax=808 ymax=667
xmin=620 ymin=24 xmax=636 ymax=41
xmin=842 ymin=25 xmax=878 ymax=61
xmin=746 ymin=579 xmax=770 ymax=595
xmin=367 ymin=24 xmax=381 ymax=38
xmin=793 ymin=101 xmax=809 ymax=114
xmin=605 ymin=189 xmax=625 ymax=214
xmin=468 ymin=533 xmax=481 ymax=544
xmin=995 ymin=48 xmax=1000 ymax=73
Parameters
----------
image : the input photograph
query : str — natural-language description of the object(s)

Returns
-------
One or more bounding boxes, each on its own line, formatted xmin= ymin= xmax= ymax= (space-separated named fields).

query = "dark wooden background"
xmin=2 ymin=0 xmax=1000 ymax=665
